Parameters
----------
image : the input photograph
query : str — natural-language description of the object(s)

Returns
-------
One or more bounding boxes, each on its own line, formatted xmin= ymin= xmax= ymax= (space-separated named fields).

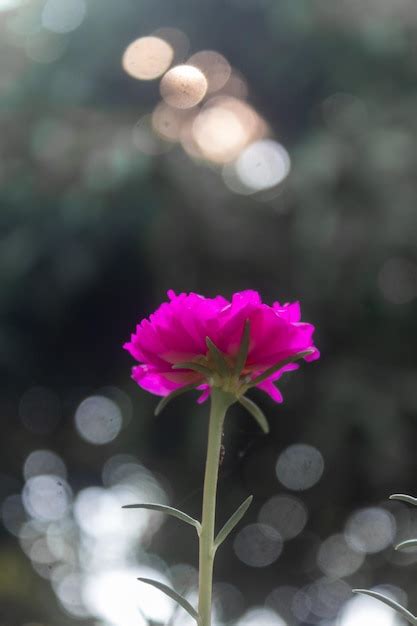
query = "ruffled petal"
xmin=256 ymin=380 xmax=283 ymax=403
xmin=125 ymin=290 xmax=319 ymax=403
xmin=131 ymin=365 xmax=180 ymax=396
xmin=197 ymin=385 xmax=211 ymax=404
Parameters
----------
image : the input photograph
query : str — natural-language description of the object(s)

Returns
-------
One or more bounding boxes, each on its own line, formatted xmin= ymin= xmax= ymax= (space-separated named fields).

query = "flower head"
xmin=124 ymin=290 xmax=319 ymax=411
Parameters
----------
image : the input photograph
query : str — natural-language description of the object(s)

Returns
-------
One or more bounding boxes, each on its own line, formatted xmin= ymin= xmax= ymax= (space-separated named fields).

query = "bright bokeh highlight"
xmin=160 ymin=64 xmax=208 ymax=109
xmin=188 ymin=50 xmax=231 ymax=93
xmin=122 ymin=36 xmax=174 ymax=80
xmin=235 ymin=139 xmax=291 ymax=191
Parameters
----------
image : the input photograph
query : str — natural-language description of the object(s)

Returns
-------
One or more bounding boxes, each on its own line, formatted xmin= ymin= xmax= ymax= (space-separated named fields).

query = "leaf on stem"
xmin=154 ymin=383 xmax=198 ymax=416
xmin=234 ymin=320 xmax=250 ymax=377
xmin=249 ymin=349 xmax=314 ymax=387
xmin=214 ymin=495 xmax=253 ymax=549
xmin=122 ymin=503 xmax=201 ymax=533
xmin=206 ymin=337 xmax=229 ymax=376
xmin=390 ymin=494 xmax=417 ymax=506
xmin=137 ymin=578 xmax=198 ymax=621
xmin=395 ymin=539 xmax=417 ymax=551
xmin=172 ymin=361 xmax=212 ymax=377
xmin=353 ymin=589 xmax=417 ymax=625
xmin=239 ymin=395 xmax=269 ymax=434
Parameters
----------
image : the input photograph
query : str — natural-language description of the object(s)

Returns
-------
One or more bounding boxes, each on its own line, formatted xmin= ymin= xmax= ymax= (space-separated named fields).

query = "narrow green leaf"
xmin=234 ymin=320 xmax=250 ymax=376
xmin=122 ymin=503 xmax=201 ymax=533
xmin=239 ymin=395 xmax=269 ymax=434
xmin=353 ymin=589 xmax=417 ymax=625
xmin=395 ymin=539 xmax=417 ymax=551
xmin=172 ymin=361 xmax=212 ymax=377
xmin=206 ymin=337 xmax=229 ymax=376
xmin=249 ymin=349 xmax=314 ymax=387
xmin=138 ymin=577 xmax=198 ymax=621
xmin=390 ymin=494 xmax=417 ymax=506
xmin=214 ymin=495 xmax=253 ymax=549
xmin=154 ymin=383 xmax=197 ymax=416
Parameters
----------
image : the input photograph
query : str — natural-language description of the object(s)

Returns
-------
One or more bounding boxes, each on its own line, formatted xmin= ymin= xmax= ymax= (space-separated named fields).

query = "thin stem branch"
xmin=198 ymin=388 xmax=234 ymax=626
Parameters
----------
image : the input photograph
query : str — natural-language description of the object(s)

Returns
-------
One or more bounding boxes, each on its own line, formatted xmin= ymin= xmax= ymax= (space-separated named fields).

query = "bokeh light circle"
xmin=160 ymin=65 xmax=207 ymax=109
xmin=339 ymin=586 xmax=407 ymax=626
xmin=122 ymin=36 xmax=174 ymax=80
xmin=233 ymin=523 xmax=282 ymax=567
xmin=22 ymin=475 xmax=72 ymax=522
xmin=83 ymin=567 xmax=172 ymax=626
xmin=259 ymin=494 xmax=308 ymax=540
xmin=238 ymin=607 xmax=287 ymax=626
xmin=152 ymin=27 xmax=190 ymax=62
xmin=317 ymin=533 xmax=364 ymax=577
xmin=276 ymin=444 xmax=324 ymax=491
xmin=42 ymin=0 xmax=86 ymax=34
xmin=213 ymin=582 xmax=244 ymax=623
xmin=24 ymin=449 xmax=67 ymax=481
xmin=235 ymin=139 xmax=291 ymax=191
xmin=152 ymin=102 xmax=191 ymax=142
xmin=132 ymin=114 xmax=172 ymax=155
xmin=188 ymin=50 xmax=231 ymax=93
xmin=345 ymin=507 xmax=396 ymax=554
xmin=193 ymin=96 xmax=266 ymax=164
xmin=74 ymin=395 xmax=122 ymax=444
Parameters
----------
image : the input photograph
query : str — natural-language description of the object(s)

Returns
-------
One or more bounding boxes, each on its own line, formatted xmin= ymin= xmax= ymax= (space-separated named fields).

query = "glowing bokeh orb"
xmin=344 ymin=507 xmax=395 ymax=554
xmin=233 ymin=523 xmax=282 ymax=567
xmin=235 ymin=139 xmax=291 ymax=191
xmin=259 ymin=495 xmax=308 ymax=540
xmin=188 ymin=50 xmax=231 ymax=93
xmin=193 ymin=106 xmax=247 ymax=163
xmin=42 ymin=0 xmax=86 ymax=34
xmin=152 ymin=102 xmax=191 ymax=142
xmin=152 ymin=27 xmax=190 ymax=62
xmin=160 ymin=65 xmax=207 ymax=109
xmin=275 ymin=443 xmax=324 ymax=491
xmin=192 ymin=96 xmax=266 ymax=163
xmin=339 ymin=588 xmax=406 ymax=626
xmin=317 ymin=533 xmax=364 ymax=578
xmin=122 ymin=36 xmax=174 ymax=80
xmin=84 ymin=567 xmax=173 ymax=626
xmin=22 ymin=475 xmax=72 ymax=522
xmin=238 ymin=607 xmax=287 ymax=626
xmin=74 ymin=395 xmax=122 ymax=445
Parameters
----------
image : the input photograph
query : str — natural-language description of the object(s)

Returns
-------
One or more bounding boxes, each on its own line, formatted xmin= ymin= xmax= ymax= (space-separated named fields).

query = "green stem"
xmin=198 ymin=388 xmax=234 ymax=626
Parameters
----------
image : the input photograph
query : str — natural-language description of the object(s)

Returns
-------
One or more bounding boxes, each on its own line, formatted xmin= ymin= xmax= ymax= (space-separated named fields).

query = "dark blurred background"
xmin=1 ymin=0 xmax=417 ymax=625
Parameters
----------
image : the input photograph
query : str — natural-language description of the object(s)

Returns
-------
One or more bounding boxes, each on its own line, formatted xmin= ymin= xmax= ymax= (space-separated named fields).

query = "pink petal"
xmin=197 ymin=385 xmax=211 ymax=404
xmin=125 ymin=290 xmax=319 ymax=404
xmin=256 ymin=380 xmax=284 ymax=403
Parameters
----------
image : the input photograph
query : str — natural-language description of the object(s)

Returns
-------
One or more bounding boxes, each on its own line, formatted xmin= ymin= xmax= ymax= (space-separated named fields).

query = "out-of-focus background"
xmin=1 ymin=0 xmax=417 ymax=624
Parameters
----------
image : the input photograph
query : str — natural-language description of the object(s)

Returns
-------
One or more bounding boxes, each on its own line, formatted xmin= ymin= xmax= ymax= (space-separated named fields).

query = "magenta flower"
xmin=124 ymin=290 xmax=319 ymax=417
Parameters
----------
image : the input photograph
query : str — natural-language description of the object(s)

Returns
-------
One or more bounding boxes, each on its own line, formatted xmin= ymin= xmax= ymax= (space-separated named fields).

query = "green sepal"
xmin=239 ymin=395 xmax=269 ymax=434
xmin=155 ymin=383 xmax=197 ymax=416
xmin=395 ymin=539 xmax=417 ymax=551
xmin=206 ymin=337 xmax=229 ymax=376
xmin=137 ymin=577 xmax=198 ymax=621
xmin=214 ymin=495 xmax=253 ymax=550
xmin=122 ymin=503 xmax=201 ymax=534
xmin=249 ymin=349 xmax=314 ymax=387
xmin=353 ymin=589 xmax=417 ymax=625
xmin=172 ymin=361 xmax=212 ymax=377
xmin=234 ymin=320 xmax=250 ymax=376
xmin=390 ymin=494 xmax=417 ymax=506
